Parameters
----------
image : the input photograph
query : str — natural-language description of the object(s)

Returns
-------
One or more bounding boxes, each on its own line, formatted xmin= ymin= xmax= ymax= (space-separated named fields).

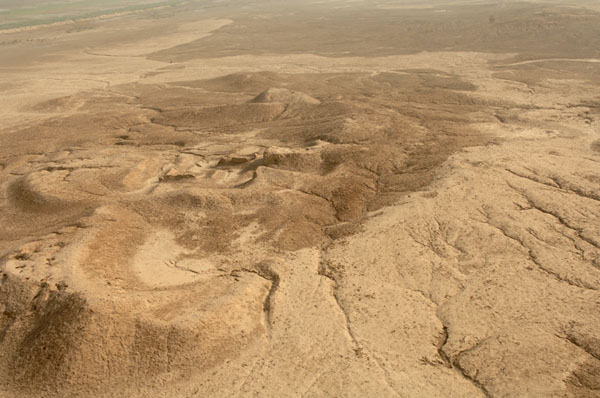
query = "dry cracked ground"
xmin=0 ymin=0 xmax=600 ymax=397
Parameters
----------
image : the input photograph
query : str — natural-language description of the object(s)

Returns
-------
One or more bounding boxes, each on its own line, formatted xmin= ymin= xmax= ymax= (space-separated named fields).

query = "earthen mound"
xmin=251 ymin=88 xmax=321 ymax=105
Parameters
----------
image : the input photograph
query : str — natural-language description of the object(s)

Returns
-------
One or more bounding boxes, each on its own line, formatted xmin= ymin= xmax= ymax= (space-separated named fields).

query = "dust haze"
xmin=1 ymin=0 xmax=599 ymax=397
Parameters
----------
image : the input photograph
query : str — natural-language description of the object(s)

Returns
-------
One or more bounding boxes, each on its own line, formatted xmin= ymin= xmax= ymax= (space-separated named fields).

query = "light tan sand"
xmin=0 ymin=1 xmax=599 ymax=397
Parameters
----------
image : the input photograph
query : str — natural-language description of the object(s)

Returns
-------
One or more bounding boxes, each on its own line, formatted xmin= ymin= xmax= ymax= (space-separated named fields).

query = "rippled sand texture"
xmin=0 ymin=1 xmax=599 ymax=397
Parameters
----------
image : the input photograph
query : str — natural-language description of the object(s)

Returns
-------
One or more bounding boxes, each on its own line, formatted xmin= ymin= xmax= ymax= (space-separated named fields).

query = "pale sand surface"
xmin=0 ymin=1 xmax=599 ymax=397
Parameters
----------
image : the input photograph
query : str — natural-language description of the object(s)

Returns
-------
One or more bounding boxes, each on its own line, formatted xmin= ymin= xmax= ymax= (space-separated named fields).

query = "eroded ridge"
xmin=0 ymin=69 xmax=495 ymax=395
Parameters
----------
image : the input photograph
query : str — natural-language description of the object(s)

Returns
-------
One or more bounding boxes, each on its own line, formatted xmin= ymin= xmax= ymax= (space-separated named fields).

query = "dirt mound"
xmin=263 ymin=147 xmax=322 ymax=173
xmin=1 ymin=69 xmax=490 ymax=258
xmin=251 ymin=88 xmax=321 ymax=105
xmin=152 ymin=102 xmax=285 ymax=130
xmin=0 ymin=258 xmax=269 ymax=396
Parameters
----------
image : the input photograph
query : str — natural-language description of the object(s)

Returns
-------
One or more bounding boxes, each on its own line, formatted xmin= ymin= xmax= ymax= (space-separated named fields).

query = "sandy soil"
xmin=0 ymin=1 xmax=599 ymax=397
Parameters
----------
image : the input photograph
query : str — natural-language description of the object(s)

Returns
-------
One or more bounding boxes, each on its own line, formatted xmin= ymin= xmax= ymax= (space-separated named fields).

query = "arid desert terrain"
xmin=0 ymin=0 xmax=600 ymax=397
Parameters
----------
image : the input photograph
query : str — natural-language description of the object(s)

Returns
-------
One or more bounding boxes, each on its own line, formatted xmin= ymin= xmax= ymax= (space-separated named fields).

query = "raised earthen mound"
xmin=2 ymin=48 xmax=599 ymax=397
xmin=250 ymin=88 xmax=321 ymax=105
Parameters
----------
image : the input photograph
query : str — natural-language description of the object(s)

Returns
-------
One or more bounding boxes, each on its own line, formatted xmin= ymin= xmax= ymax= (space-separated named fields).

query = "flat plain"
xmin=0 ymin=1 xmax=599 ymax=397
